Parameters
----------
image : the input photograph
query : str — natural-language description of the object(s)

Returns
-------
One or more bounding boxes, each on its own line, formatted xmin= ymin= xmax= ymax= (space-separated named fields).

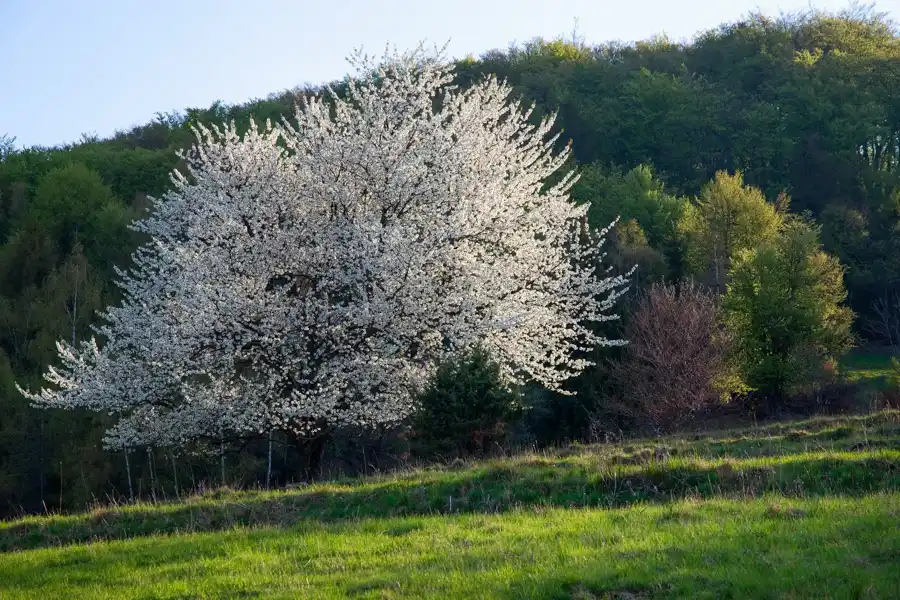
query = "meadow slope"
xmin=1 ymin=411 xmax=898 ymax=599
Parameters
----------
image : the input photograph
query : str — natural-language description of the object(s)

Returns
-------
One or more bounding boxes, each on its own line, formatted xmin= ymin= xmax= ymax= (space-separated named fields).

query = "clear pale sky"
xmin=1 ymin=0 xmax=895 ymax=149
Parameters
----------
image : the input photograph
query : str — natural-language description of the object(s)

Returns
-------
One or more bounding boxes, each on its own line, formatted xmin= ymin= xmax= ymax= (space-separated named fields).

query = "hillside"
xmin=1 ymin=6 xmax=900 ymax=519
xmin=1 ymin=410 xmax=898 ymax=598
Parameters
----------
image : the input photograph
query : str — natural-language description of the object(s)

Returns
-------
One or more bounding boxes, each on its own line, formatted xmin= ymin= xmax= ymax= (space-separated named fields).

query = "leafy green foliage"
xmin=678 ymin=171 xmax=783 ymax=292
xmin=723 ymin=219 xmax=855 ymax=399
xmin=0 ymin=158 xmax=162 ymax=516
xmin=1 ymin=6 xmax=900 ymax=516
xmin=27 ymin=163 xmax=133 ymax=268
xmin=0 ymin=135 xmax=14 ymax=161
xmin=574 ymin=163 xmax=685 ymax=284
xmin=607 ymin=219 xmax=669 ymax=292
xmin=410 ymin=348 xmax=522 ymax=460
xmin=575 ymin=164 xmax=684 ymax=247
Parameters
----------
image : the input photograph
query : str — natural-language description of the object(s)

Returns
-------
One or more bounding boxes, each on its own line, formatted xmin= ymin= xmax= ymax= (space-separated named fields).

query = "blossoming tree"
xmin=19 ymin=48 xmax=630 ymax=475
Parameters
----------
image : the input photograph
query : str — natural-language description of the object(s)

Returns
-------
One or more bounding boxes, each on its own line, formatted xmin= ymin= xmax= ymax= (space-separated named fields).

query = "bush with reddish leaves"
xmin=609 ymin=282 xmax=736 ymax=432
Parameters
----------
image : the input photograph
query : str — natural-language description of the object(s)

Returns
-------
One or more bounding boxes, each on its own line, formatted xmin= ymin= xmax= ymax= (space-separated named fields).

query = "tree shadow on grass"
xmin=694 ymin=410 xmax=899 ymax=442
xmin=612 ymin=410 xmax=900 ymax=461
xmin=1 ymin=452 xmax=897 ymax=552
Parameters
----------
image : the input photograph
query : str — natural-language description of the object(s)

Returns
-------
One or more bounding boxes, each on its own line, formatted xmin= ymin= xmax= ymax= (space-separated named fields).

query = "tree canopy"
xmin=19 ymin=49 xmax=628 ymax=470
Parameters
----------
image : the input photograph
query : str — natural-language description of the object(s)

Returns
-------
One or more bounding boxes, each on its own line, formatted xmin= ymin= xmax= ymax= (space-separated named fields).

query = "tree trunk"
xmin=219 ymin=435 xmax=226 ymax=488
xmin=124 ymin=450 xmax=134 ymax=501
xmin=266 ymin=431 xmax=273 ymax=490
xmin=147 ymin=449 xmax=157 ymax=501
xmin=289 ymin=431 xmax=329 ymax=482
xmin=170 ymin=454 xmax=180 ymax=498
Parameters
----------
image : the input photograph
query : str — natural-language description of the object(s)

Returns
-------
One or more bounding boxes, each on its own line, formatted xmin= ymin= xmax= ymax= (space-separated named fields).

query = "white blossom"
xmin=18 ymin=46 xmax=630 ymax=450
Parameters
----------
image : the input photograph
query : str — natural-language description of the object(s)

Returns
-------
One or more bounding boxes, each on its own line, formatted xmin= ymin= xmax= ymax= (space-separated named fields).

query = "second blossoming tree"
xmin=19 ymin=47 xmax=630 ymax=456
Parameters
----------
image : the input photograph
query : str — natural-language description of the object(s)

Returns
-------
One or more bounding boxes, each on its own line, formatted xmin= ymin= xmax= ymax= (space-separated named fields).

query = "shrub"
xmin=608 ymin=281 xmax=736 ymax=432
xmin=409 ymin=347 xmax=522 ymax=460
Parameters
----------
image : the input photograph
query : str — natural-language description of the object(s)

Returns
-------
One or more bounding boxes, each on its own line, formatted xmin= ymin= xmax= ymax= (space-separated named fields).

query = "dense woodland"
xmin=1 ymin=7 xmax=899 ymax=516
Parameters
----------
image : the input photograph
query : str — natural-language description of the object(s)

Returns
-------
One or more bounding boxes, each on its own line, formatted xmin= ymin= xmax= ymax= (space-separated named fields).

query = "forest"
xmin=1 ymin=6 xmax=899 ymax=518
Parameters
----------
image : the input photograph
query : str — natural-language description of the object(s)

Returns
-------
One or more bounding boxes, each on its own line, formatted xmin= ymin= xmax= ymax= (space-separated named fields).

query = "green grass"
xmin=2 ymin=495 xmax=899 ymax=599
xmin=840 ymin=349 xmax=896 ymax=383
xmin=1 ymin=411 xmax=899 ymax=599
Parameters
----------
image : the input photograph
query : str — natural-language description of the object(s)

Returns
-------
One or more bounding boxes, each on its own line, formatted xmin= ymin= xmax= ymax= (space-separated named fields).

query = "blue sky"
xmin=1 ymin=0 xmax=894 ymax=149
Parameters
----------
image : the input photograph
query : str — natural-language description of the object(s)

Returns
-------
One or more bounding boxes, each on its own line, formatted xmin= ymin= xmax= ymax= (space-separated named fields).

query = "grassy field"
xmin=1 ymin=410 xmax=899 ymax=599
xmin=840 ymin=349 xmax=896 ymax=383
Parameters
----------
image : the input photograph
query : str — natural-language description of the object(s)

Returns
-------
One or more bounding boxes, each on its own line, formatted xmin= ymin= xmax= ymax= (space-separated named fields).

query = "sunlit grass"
xmin=1 ymin=495 xmax=899 ymax=599
xmin=1 ymin=410 xmax=898 ymax=598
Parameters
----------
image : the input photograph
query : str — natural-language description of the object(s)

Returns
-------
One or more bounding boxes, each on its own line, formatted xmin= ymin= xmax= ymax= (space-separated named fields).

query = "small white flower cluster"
xmin=18 ymin=47 xmax=630 ymax=451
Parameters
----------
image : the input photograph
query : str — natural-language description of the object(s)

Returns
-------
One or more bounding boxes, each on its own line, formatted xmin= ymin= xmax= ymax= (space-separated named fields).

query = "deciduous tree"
xmin=722 ymin=218 xmax=854 ymax=401
xmin=19 ymin=48 xmax=630 ymax=477
xmin=678 ymin=170 xmax=783 ymax=293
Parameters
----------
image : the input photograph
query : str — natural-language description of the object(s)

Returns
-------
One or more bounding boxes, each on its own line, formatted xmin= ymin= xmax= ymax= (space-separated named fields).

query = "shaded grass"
xmin=679 ymin=409 xmax=900 ymax=457
xmin=840 ymin=349 xmax=895 ymax=383
xmin=2 ymin=410 xmax=898 ymax=553
xmin=1 ymin=494 xmax=899 ymax=599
